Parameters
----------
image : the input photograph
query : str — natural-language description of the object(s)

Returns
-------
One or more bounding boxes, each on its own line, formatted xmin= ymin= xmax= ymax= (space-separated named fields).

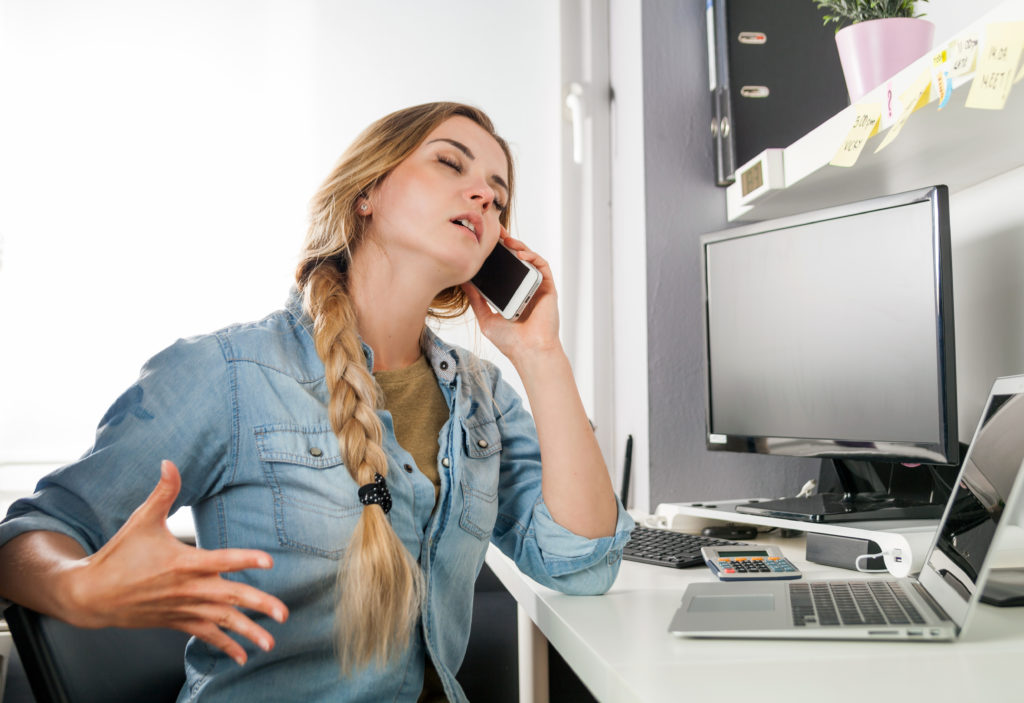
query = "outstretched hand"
xmin=68 ymin=460 xmax=288 ymax=666
xmin=462 ymin=229 xmax=562 ymax=364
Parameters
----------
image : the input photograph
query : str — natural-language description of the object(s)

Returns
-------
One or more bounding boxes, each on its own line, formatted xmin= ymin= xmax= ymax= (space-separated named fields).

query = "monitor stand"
xmin=735 ymin=449 xmax=964 ymax=524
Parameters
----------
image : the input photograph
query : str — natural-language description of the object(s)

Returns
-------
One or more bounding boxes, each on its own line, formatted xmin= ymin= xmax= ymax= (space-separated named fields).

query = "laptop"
xmin=669 ymin=373 xmax=1024 ymax=642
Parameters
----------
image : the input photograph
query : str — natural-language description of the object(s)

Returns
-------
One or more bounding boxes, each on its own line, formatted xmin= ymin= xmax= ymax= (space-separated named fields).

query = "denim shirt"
xmin=0 ymin=290 xmax=634 ymax=702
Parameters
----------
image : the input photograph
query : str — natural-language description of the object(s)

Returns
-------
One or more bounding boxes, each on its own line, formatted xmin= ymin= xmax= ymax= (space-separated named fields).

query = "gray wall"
xmin=641 ymin=1 xmax=820 ymax=507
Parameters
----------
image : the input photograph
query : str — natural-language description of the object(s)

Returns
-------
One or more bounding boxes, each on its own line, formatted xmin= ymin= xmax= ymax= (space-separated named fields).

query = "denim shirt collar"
xmin=285 ymin=287 xmax=460 ymax=386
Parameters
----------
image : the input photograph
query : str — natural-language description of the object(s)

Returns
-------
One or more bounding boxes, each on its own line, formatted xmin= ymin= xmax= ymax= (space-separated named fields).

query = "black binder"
xmin=709 ymin=0 xmax=850 ymax=186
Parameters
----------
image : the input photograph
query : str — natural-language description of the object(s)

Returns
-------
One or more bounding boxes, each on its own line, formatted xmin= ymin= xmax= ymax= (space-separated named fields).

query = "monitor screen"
xmin=701 ymin=186 xmax=957 ymax=465
xmin=927 ymin=388 xmax=1024 ymax=605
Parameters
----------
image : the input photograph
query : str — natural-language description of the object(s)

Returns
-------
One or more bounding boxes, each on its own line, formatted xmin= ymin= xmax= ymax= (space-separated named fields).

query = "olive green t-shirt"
xmin=375 ymin=355 xmax=450 ymax=702
xmin=374 ymin=355 xmax=448 ymax=502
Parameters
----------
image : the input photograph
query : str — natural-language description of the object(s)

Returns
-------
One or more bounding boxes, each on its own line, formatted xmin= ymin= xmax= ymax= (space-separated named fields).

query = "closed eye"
xmin=437 ymin=154 xmax=462 ymax=173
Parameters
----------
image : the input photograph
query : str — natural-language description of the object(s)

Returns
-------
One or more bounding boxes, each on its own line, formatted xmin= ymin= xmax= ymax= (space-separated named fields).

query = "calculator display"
xmin=718 ymin=550 xmax=770 ymax=557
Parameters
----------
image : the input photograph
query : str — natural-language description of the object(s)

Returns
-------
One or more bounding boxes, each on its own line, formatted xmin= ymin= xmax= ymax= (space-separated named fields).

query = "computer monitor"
xmin=701 ymin=185 xmax=958 ymax=523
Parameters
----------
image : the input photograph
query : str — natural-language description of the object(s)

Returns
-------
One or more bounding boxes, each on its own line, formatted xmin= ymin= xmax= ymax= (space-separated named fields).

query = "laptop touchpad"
xmin=688 ymin=594 xmax=776 ymax=613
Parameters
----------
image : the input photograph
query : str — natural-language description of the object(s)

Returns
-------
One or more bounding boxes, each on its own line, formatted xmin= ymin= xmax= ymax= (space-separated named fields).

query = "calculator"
xmin=700 ymin=544 xmax=801 ymax=581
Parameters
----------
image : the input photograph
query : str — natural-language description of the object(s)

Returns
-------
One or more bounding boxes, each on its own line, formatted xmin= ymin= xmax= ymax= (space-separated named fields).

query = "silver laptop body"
xmin=669 ymin=374 xmax=1024 ymax=642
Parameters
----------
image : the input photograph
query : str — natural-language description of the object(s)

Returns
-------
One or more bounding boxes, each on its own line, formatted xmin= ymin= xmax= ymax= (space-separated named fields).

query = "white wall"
xmin=0 ymin=0 xmax=561 ymax=465
xmin=924 ymin=0 xmax=1024 ymax=437
xmin=949 ymin=166 xmax=1024 ymax=437
xmin=608 ymin=0 xmax=648 ymax=512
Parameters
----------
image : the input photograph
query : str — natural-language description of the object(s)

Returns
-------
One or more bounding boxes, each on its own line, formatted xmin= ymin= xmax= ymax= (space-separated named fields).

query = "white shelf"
xmin=655 ymin=499 xmax=940 ymax=576
xmin=727 ymin=0 xmax=1024 ymax=222
xmin=653 ymin=498 xmax=937 ymax=536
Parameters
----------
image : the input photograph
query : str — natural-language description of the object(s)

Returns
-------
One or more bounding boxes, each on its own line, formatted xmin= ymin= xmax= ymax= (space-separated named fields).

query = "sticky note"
xmin=830 ymin=104 xmax=881 ymax=167
xmin=948 ymin=34 xmax=980 ymax=78
xmin=1017 ymin=59 xmax=1024 ymax=84
xmin=875 ymin=70 xmax=931 ymax=154
xmin=965 ymin=22 xmax=1024 ymax=110
xmin=931 ymin=49 xmax=951 ymax=109
xmin=937 ymin=71 xmax=953 ymax=109
xmin=883 ymin=81 xmax=898 ymax=124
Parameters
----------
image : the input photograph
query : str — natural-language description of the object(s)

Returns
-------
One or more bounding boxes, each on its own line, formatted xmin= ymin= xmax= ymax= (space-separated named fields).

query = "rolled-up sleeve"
xmin=487 ymin=372 xmax=635 ymax=595
xmin=0 ymin=333 xmax=234 ymax=555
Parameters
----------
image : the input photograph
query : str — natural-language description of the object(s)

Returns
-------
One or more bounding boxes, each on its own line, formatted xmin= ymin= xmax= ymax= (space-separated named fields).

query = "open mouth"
xmin=452 ymin=218 xmax=479 ymax=241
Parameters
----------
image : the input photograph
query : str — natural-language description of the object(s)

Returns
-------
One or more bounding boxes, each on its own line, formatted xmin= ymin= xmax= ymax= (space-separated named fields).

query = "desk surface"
xmin=485 ymin=532 xmax=1024 ymax=703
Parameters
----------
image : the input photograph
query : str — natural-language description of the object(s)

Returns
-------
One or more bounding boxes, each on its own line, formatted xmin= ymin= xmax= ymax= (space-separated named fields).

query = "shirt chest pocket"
xmin=458 ymin=419 xmax=501 ymax=540
xmin=255 ymin=425 xmax=361 ymax=560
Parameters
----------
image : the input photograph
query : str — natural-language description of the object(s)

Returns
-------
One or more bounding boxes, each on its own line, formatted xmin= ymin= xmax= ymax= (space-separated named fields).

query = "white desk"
xmin=485 ymin=532 xmax=1024 ymax=703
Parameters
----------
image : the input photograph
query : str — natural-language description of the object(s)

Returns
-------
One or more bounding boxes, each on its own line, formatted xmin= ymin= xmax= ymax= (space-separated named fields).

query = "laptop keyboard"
xmin=622 ymin=526 xmax=744 ymax=568
xmin=789 ymin=581 xmax=927 ymax=627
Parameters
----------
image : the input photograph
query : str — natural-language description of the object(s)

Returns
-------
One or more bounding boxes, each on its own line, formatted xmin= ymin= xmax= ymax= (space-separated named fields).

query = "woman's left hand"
xmin=462 ymin=229 xmax=561 ymax=364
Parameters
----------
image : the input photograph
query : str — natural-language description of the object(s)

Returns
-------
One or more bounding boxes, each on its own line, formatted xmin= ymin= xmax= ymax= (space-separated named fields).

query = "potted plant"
xmin=815 ymin=0 xmax=934 ymax=102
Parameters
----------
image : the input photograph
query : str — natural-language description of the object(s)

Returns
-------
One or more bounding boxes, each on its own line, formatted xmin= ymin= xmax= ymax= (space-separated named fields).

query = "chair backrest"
xmin=4 ymin=604 xmax=189 ymax=703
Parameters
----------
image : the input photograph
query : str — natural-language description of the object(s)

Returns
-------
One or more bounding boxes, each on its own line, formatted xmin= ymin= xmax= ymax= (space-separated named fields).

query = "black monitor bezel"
xmin=700 ymin=185 xmax=958 ymax=466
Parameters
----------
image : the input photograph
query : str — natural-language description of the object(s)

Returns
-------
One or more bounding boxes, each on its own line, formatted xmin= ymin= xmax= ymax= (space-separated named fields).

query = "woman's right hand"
xmin=63 ymin=460 xmax=288 ymax=666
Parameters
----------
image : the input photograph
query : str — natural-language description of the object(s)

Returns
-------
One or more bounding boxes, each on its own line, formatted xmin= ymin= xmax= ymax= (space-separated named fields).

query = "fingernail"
xmin=258 ymin=555 xmax=272 ymax=569
xmin=274 ymin=608 xmax=286 ymax=623
xmin=234 ymin=654 xmax=246 ymax=667
xmin=260 ymin=637 xmax=272 ymax=652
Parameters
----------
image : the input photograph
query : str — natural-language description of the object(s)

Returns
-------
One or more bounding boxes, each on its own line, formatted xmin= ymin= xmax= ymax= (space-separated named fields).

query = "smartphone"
xmin=471 ymin=241 xmax=543 ymax=320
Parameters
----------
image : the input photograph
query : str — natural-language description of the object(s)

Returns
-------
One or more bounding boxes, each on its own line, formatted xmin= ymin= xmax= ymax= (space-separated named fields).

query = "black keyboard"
xmin=622 ymin=526 xmax=745 ymax=568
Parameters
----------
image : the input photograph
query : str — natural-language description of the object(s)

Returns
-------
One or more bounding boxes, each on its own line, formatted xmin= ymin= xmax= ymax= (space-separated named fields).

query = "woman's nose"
xmin=465 ymin=179 xmax=496 ymax=210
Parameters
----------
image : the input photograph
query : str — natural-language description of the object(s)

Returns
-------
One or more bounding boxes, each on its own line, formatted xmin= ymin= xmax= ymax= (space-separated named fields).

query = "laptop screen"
xmin=925 ymin=388 xmax=1024 ymax=608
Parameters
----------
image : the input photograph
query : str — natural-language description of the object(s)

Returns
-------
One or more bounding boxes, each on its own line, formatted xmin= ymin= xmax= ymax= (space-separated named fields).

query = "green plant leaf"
xmin=814 ymin=0 xmax=928 ymax=28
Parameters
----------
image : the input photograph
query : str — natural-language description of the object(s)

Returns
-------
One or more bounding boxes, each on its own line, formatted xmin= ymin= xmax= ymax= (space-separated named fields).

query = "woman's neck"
xmin=347 ymin=245 xmax=435 ymax=372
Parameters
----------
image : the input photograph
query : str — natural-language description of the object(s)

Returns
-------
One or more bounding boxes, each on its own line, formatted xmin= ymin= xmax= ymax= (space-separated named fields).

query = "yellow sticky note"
xmin=948 ymin=34 xmax=980 ymax=77
xmin=1016 ymin=59 xmax=1024 ymax=84
xmin=965 ymin=22 xmax=1024 ymax=110
xmin=875 ymin=71 xmax=931 ymax=154
xmin=830 ymin=104 xmax=881 ymax=168
xmin=931 ymin=49 xmax=949 ymax=107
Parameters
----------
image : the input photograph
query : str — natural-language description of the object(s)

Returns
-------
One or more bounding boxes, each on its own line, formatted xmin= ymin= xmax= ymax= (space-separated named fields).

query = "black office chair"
xmin=4 ymin=604 xmax=189 ymax=703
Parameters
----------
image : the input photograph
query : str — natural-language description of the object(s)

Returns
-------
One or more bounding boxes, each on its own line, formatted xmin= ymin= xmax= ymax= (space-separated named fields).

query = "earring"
xmin=360 ymin=203 xmax=369 ymax=212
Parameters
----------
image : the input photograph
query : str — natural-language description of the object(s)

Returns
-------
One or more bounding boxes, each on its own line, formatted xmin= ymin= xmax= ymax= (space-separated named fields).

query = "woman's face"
xmin=366 ymin=115 xmax=510 ymax=287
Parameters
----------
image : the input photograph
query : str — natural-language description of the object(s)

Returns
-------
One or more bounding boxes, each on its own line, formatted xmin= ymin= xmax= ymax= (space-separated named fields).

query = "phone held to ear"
xmin=471 ymin=241 xmax=542 ymax=320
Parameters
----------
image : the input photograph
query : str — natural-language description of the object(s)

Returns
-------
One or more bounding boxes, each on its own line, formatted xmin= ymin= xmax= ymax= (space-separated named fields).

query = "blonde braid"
xmin=305 ymin=269 xmax=423 ymax=674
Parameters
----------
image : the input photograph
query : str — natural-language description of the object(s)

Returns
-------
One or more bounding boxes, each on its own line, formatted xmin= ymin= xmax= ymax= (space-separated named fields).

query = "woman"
xmin=0 ymin=102 xmax=633 ymax=702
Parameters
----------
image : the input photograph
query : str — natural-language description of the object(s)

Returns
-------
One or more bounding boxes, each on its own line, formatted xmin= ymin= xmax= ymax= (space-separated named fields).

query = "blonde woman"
xmin=0 ymin=102 xmax=633 ymax=702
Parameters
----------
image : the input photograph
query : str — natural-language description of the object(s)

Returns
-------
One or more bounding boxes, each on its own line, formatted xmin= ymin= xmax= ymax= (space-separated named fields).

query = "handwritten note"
xmin=965 ymin=22 xmax=1024 ymax=110
xmin=875 ymin=70 xmax=931 ymax=154
xmin=830 ymin=104 xmax=881 ymax=167
xmin=948 ymin=34 xmax=980 ymax=78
